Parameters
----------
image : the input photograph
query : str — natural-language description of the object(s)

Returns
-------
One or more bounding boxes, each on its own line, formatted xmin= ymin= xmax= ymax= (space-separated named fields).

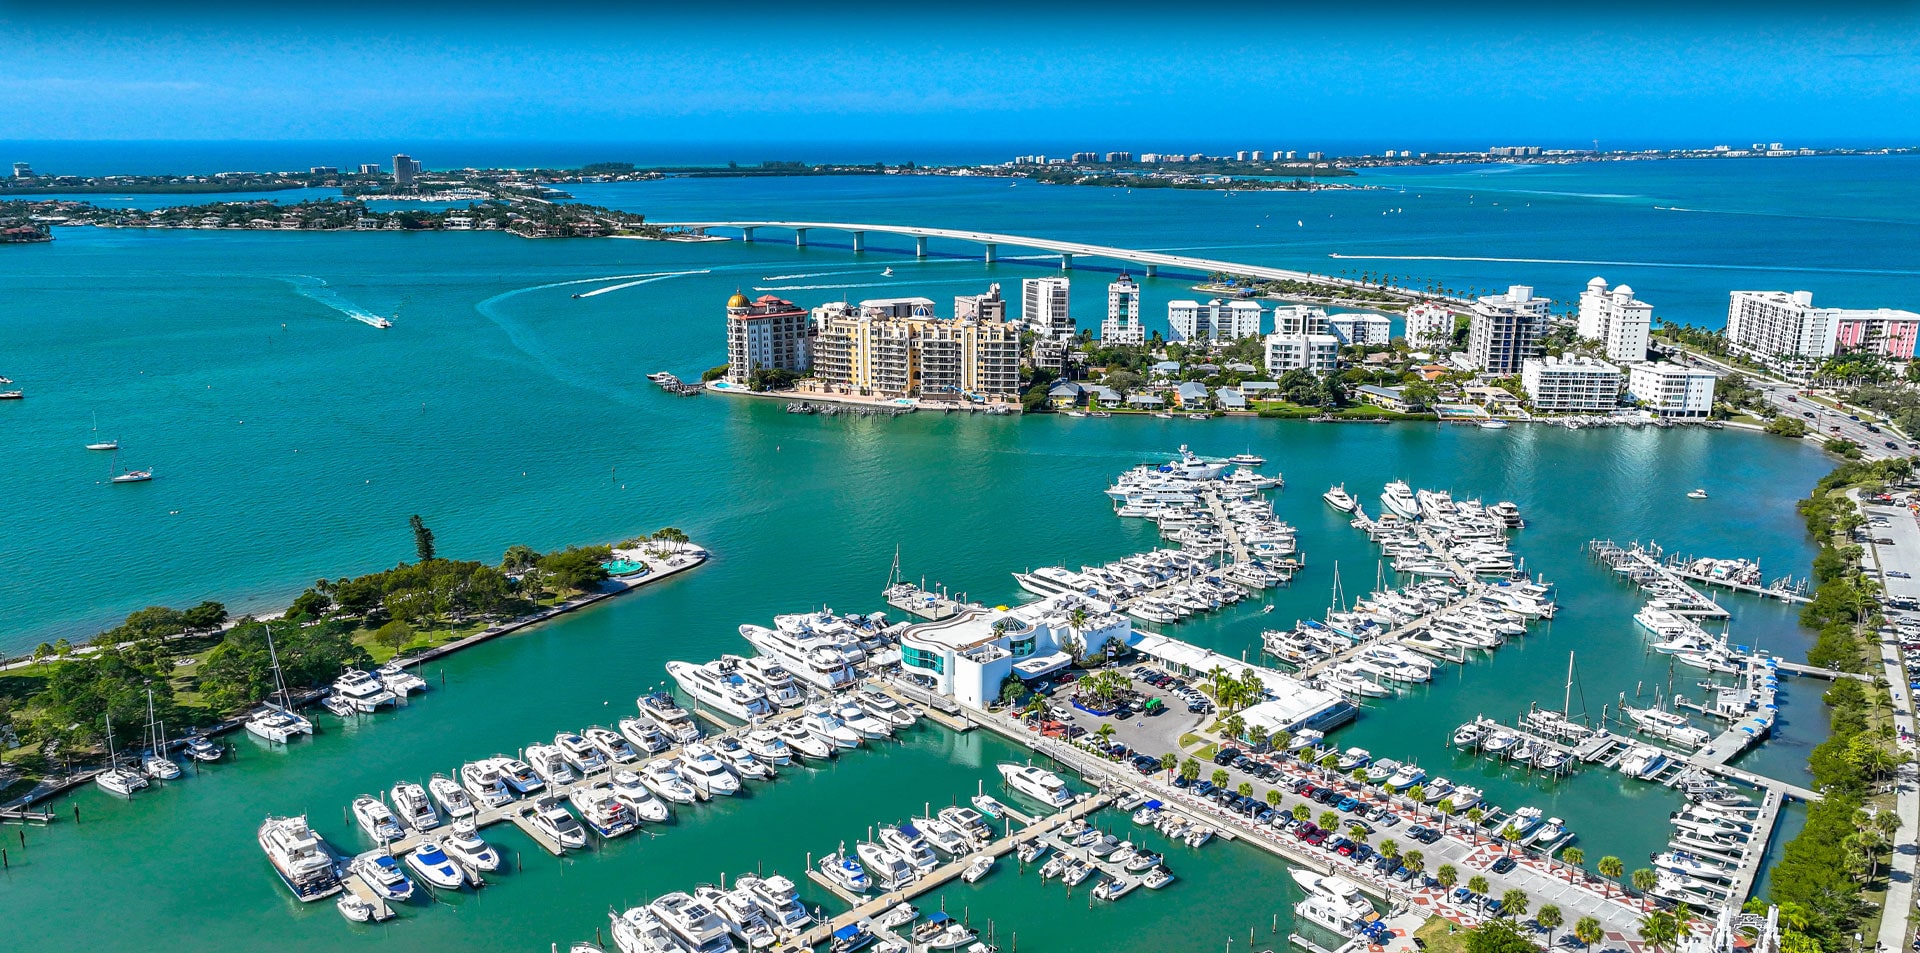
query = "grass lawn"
xmin=1416 ymin=915 xmax=1469 ymax=953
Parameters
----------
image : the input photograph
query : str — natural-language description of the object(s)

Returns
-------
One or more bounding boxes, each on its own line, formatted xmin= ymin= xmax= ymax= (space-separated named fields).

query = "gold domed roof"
xmin=726 ymin=291 xmax=750 ymax=309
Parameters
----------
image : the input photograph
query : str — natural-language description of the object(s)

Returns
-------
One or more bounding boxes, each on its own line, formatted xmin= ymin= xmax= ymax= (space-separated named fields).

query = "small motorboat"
xmin=1687 ymin=489 xmax=1709 ymax=500
xmin=1141 ymin=865 xmax=1175 ymax=889
xmin=819 ymin=845 xmax=870 ymax=893
xmin=1093 ymin=875 xmax=1138 ymax=901
xmin=960 ymin=854 xmax=995 ymax=883
xmin=442 ymin=826 xmax=502 ymax=871
xmin=970 ymin=794 xmax=1009 ymax=819
xmin=353 ymin=795 xmax=405 ymax=843
xmin=1015 ymin=838 xmax=1048 ymax=864
xmin=183 ymin=735 xmax=224 ymax=762
xmin=404 ymin=840 xmax=467 ymax=889
xmin=355 ymin=854 xmax=415 ymax=901
xmin=527 ymin=798 xmax=589 ymax=851
xmin=336 ymin=895 xmax=376 ymax=922
xmin=875 ymin=901 xmax=918 ymax=929
xmin=910 ymin=912 xmax=975 ymax=950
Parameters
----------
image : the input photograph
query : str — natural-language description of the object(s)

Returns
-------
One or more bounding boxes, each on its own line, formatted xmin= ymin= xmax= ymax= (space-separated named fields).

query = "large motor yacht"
xmin=667 ymin=658 xmax=777 ymax=722
xmin=637 ymin=691 xmax=702 ymax=744
xmin=731 ymin=654 xmax=807 ymax=708
xmin=1291 ymin=870 xmax=1376 ymax=936
xmin=259 ymin=814 xmax=343 ymax=901
xmin=678 ymin=743 xmax=743 ymax=797
xmin=651 ymin=891 xmax=739 ymax=953
xmin=331 ymin=669 xmax=397 ymax=713
xmin=737 ymin=624 xmax=857 ymax=692
xmin=996 ymin=762 xmax=1073 ymax=808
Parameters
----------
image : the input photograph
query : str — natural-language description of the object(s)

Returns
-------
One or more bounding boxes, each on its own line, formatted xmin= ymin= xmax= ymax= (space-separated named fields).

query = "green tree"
xmin=1464 ymin=919 xmax=1536 ymax=953
xmin=1467 ymin=807 xmax=1486 ymax=841
xmin=1238 ymin=781 xmax=1254 ymax=799
xmin=1499 ymin=888 xmax=1528 ymax=919
xmin=1573 ymin=916 xmax=1603 ymax=948
xmin=1180 ymin=758 xmax=1200 ymax=783
xmin=409 ymin=514 xmax=436 ymax=563
xmin=1630 ymin=868 xmax=1658 ymax=910
xmin=1160 ymin=752 xmax=1178 ymax=778
xmin=501 ymin=544 xmax=540 ymax=573
xmin=1436 ymin=864 xmax=1458 ymax=891
xmin=373 ymin=620 xmax=414 ymax=652
xmin=182 ymin=600 xmax=229 ymax=633
xmin=1597 ymin=855 xmax=1625 ymax=896
xmin=1437 ymin=797 xmax=1456 ymax=816
xmin=287 ymin=588 xmax=332 ymax=619
xmin=1380 ymin=838 xmax=1400 ymax=861
xmin=1293 ymin=803 xmax=1311 ymax=823
xmin=1466 ymin=875 xmax=1490 ymax=909
xmin=1638 ymin=910 xmax=1679 ymax=953
xmin=1319 ymin=810 xmax=1340 ymax=832
xmin=1266 ymin=789 xmax=1283 ymax=808
xmin=1535 ymin=906 xmax=1563 ymax=947
xmin=1403 ymin=850 xmax=1425 ymax=876
xmin=1561 ymin=846 xmax=1585 ymax=877
xmin=1212 ymin=768 xmax=1231 ymax=788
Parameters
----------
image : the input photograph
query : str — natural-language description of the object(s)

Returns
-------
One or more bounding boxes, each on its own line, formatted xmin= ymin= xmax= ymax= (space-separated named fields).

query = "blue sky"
xmin=2 ymin=4 xmax=1918 ymax=148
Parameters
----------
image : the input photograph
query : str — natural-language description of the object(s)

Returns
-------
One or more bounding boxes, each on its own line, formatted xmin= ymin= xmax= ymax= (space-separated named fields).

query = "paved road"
xmin=1855 ymin=492 xmax=1920 ymax=953
xmin=1672 ymin=350 xmax=1910 ymax=460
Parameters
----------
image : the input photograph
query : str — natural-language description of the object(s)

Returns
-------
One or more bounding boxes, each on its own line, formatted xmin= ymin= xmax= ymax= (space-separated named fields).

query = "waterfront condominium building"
xmin=1404 ymin=302 xmax=1455 ymax=352
xmin=1271 ymin=305 xmax=1331 ymax=337
xmin=809 ymin=298 xmax=1021 ymax=399
xmin=1168 ymin=299 xmax=1264 ymax=343
xmin=1834 ymin=309 xmax=1920 ymax=360
xmin=725 ymin=292 xmax=813 ymax=384
xmin=1022 ymin=277 xmax=1073 ymax=338
xmin=1577 ymin=277 xmax=1653 ymax=364
xmin=1263 ymin=333 xmax=1341 ymax=376
xmin=953 ymin=283 xmax=1008 ymax=323
xmin=1627 ymin=361 xmax=1717 ymax=418
xmin=1720 ymin=290 xmax=1904 ymax=363
xmin=1327 ymin=312 xmax=1393 ymax=347
xmin=1466 ymin=285 xmax=1550 ymax=375
xmin=1520 ymin=355 xmax=1623 ymax=412
xmin=1101 ymin=274 xmax=1145 ymax=345
xmin=391 ymin=154 xmax=421 ymax=187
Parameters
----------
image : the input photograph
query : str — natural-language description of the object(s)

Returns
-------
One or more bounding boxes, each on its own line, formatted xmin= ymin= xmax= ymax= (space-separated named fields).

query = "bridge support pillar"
xmin=851 ymin=231 xmax=865 ymax=253
xmin=915 ymin=236 xmax=928 ymax=258
xmin=983 ymin=242 xmax=997 ymax=264
xmin=741 ymin=227 xmax=756 ymax=243
xmin=1145 ymin=263 xmax=1157 ymax=278
xmin=1061 ymin=253 xmax=1074 ymax=270
xmin=794 ymin=228 xmax=808 ymax=248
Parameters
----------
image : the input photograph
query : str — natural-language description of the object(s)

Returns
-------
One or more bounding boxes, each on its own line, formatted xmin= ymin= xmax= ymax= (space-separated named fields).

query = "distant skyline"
xmin=3 ymin=4 xmax=1918 ymax=147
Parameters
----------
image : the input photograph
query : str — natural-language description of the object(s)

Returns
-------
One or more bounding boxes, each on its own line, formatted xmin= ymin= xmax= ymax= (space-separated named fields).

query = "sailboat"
xmin=86 ymin=412 xmax=119 ymax=451
xmin=245 ymin=627 xmax=315 ymax=743
xmin=108 ymin=448 xmax=152 ymax=484
xmin=142 ymin=688 xmax=183 ymax=779
xmin=95 ymin=717 xmax=150 ymax=798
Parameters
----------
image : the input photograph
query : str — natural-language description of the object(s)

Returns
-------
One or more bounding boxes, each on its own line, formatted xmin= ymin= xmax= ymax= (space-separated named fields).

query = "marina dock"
xmin=1722 ymin=789 xmax=1786 ymax=903
xmin=1586 ymin=540 xmax=1731 ymax=618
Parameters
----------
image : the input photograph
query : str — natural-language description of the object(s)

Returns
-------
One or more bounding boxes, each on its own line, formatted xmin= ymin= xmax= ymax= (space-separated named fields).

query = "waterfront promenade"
xmin=1857 ymin=492 xmax=1920 ymax=953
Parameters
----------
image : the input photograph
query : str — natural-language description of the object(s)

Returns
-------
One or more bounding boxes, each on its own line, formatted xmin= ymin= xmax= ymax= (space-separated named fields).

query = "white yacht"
xmin=731 ymin=654 xmax=807 ymax=708
xmin=354 ymin=853 xmax=414 ymax=902
xmin=585 ymin=725 xmax=642 ymax=764
xmin=818 ymin=845 xmax=870 ymax=893
xmin=527 ymin=797 xmax=589 ymax=850
xmin=880 ymin=822 xmax=940 ymax=870
xmin=404 ymin=840 xmax=466 ymax=889
xmin=525 ymin=743 xmax=576 ymax=786
xmin=912 ymin=815 xmax=970 ymax=856
xmin=96 ymin=718 xmax=149 ymax=797
xmin=391 ymin=781 xmax=441 ymax=831
xmin=618 ymin=717 xmax=673 ymax=755
xmin=442 ymin=826 xmax=502 ymax=871
xmin=556 ymin=731 xmax=611 ymax=774
xmin=612 ymin=905 xmax=686 ymax=953
xmin=1380 ymin=481 xmax=1420 ymax=520
xmin=1448 ymin=784 xmax=1484 ymax=812
xmin=259 ymin=815 xmax=343 ymax=902
xmin=776 ymin=720 xmax=835 ymax=760
xmin=332 ymin=669 xmax=397 ymax=712
xmin=569 ymin=783 xmax=639 ymax=837
xmin=713 ymin=736 xmax=774 ymax=780
xmin=1383 ymin=763 xmax=1427 ymax=792
xmin=183 ymin=734 xmax=224 ymax=762
xmin=678 ymin=743 xmax=743 ymax=797
xmin=1291 ymin=870 xmax=1375 ymax=936
xmin=996 ymin=762 xmax=1072 ymax=808
xmin=640 ymin=758 xmax=699 ymax=804
xmin=138 ymin=691 xmax=182 ymax=779
xmin=1323 ymin=484 xmax=1358 ymax=513
xmin=856 ymin=841 xmax=919 ymax=890
xmin=429 ymin=773 xmax=476 ymax=818
xmin=833 ymin=697 xmax=891 ymax=739
xmin=668 ymin=659 xmax=777 ymax=721
xmin=352 ymin=795 xmax=405 ymax=842
xmin=800 ymin=703 xmax=862 ymax=749
xmin=637 ymin=691 xmax=702 ymax=744
xmin=855 ymin=690 xmax=916 ymax=728
xmin=497 ymin=756 xmax=544 ymax=795
xmin=695 ymin=884 xmax=779 ymax=951
xmin=460 ymin=758 xmax=516 ymax=807
xmin=608 ymin=770 xmax=673 ymax=822
xmin=1528 ymin=817 xmax=1570 ymax=846
xmin=739 ymin=874 xmax=812 ymax=933
xmin=245 ymin=630 xmax=315 ymax=743
xmin=1620 ymin=746 xmax=1669 ymax=779
xmin=937 ymin=805 xmax=991 ymax=843
xmin=376 ymin=661 xmax=429 ymax=696
xmin=744 ymin=728 xmax=793 ymax=766
xmin=738 ymin=624 xmax=858 ymax=692
xmin=651 ymin=891 xmax=739 ymax=953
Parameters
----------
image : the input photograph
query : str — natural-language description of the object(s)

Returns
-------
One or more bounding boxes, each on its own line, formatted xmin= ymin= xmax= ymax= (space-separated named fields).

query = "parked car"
xmin=1492 ymin=856 xmax=1518 ymax=874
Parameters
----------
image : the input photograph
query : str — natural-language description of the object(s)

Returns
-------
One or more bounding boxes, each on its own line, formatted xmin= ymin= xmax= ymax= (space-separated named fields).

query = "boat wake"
xmin=284 ymin=276 xmax=394 ymax=327
xmin=475 ymin=269 xmax=708 ymax=404
xmin=574 ymin=272 xmax=705 ymax=298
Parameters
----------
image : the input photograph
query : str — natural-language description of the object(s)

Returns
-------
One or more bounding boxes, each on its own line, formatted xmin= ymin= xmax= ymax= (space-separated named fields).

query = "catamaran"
xmin=245 ymin=627 xmax=315 ymax=743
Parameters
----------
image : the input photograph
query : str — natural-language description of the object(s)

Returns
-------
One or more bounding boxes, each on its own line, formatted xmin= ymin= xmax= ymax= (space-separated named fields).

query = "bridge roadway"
xmin=653 ymin=220 xmax=1458 ymax=305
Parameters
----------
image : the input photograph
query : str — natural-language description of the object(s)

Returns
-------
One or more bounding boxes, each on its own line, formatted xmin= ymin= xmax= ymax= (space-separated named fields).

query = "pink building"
xmin=1834 ymin=310 xmax=1920 ymax=360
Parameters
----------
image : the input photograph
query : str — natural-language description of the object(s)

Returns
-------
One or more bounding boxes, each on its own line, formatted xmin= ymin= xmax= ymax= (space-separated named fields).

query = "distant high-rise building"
xmin=1404 ymin=302 xmax=1455 ymax=352
xmin=1285 ymin=150 xmax=1297 ymax=160
xmin=1327 ymin=313 xmax=1393 ymax=346
xmin=1628 ymin=362 xmax=1716 ymax=418
xmin=1235 ymin=151 xmax=1250 ymax=161
xmin=1022 ymin=277 xmax=1072 ymax=338
xmin=11 ymin=162 xmax=35 ymax=178
xmin=954 ymin=283 xmax=1007 ymax=323
xmin=724 ymin=292 xmax=812 ymax=384
xmin=392 ymin=154 xmax=421 ymax=186
xmin=1263 ymin=334 xmax=1341 ymax=375
xmin=358 ymin=163 xmax=383 ymax=175
xmin=1466 ymin=285 xmax=1549 ymax=375
xmin=309 ymin=166 xmax=338 ymax=176
xmin=1101 ymin=274 xmax=1144 ymax=345
xmin=1102 ymin=151 xmax=1132 ymax=163
xmin=1522 ymin=356 xmax=1622 ymax=412
xmin=1577 ymin=277 xmax=1653 ymax=364
xmin=1251 ymin=150 xmax=1265 ymax=161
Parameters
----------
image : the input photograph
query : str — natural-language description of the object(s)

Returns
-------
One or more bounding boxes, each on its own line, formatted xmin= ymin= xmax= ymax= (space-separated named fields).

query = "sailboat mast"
xmin=1563 ymin=651 xmax=1574 ymax=717
xmin=266 ymin=628 xmax=290 ymax=708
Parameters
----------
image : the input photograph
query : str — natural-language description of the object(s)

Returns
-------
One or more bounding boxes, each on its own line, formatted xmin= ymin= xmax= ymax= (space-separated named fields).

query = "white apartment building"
xmin=1264 ymin=334 xmax=1341 ymax=376
xmin=1725 ymin=290 xmax=1837 ymax=360
xmin=1577 ymin=277 xmax=1653 ymax=364
xmin=1101 ymin=274 xmax=1145 ymax=345
xmin=1022 ymin=277 xmax=1073 ymax=338
xmin=1521 ymin=355 xmax=1622 ymax=412
xmin=1467 ymin=285 xmax=1550 ymax=375
xmin=1627 ymin=362 xmax=1716 ymax=418
xmin=1405 ymin=302 xmax=1454 ymax=352
xmin=1271 ymin=305 xmax=1330 ymax=337
xmin=1327 ymin=312 xmax=1392 ymax=346
xmin=1168 ymin=299 xmax=1264 ymax=343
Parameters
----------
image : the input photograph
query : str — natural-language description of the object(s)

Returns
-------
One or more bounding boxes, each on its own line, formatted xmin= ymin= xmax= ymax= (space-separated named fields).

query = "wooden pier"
xmin=1723 ymin=789 xmax=1785 ymax=904
xmin=339 ymin=870 xmax=399 ymax=921
xmin=1586 ymin=540 xmax=1731 ymax=618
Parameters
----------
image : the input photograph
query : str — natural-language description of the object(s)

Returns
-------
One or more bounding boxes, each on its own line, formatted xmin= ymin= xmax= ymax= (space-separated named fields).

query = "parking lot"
xmin=1004 ymin=661 xmax=1653 ymax=946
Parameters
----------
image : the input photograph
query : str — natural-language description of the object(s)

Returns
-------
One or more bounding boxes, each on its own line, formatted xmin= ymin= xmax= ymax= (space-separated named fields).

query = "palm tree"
xmin=1597 ymin=855 xmax=1625 ymax=897
xmin=1467 ymin=875 xmax=1490 ymax=911
xmin=1406 ymin=784 xmax=1426 ymax=809
xmin=1095 ymin=723 xmax=1116 ymax=749
xmin=1499 ymin=823 xmax=1522 ymax=845
xmin=1293 ymin=804 xmax=1312 ymax=823
xmin=1500 ymin=888 xmax=1529 ymax=920
xmin=1537 ymin=905 xmax=1564 ymax=947
xmin=1380 ymin=839 xmax=1401 ymax=862
xmin=1348 ymin=822 xmax=1369 ymax=840
xmin=1319 ymin=810 xmax=1340 ymax=832
xmin=1403 ymin=850 xmax=1425 ymax=877
xmin=1221 ymin=712 xmax=1246 ymax=743
xmin=1160 ymin=752 xmax=1178 ymax=779
xmin=1573 ymin=916 xmax=1603 ymax=949
xmin=1212 ymin=768 xmax=1231 ymax=788
xmin=1467 ymin=807 xmax=1486 ymax=842
xmin=1436 ymin=797 xmax=1456 ymax=817
xmin=1561 ymin=846 xmax=1586 ymax=881
xmin=1630 ymin=868 xmax=1658 ymax=911
xmin=1267 ymin=789 xmax=1283 ymax=809
xmin=1248 ymin=724 xmax=1270 ymax=752
xmin=1436 ymin=864 xmax=1458 ymax=892
xmin=1638 ymin=910 xmax=1679 ymax=953
xmin=1180 ymin=758 xmax=1201 ymax=784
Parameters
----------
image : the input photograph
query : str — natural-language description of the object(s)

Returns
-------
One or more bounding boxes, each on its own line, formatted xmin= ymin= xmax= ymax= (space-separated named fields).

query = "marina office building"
xmin=1521 ymin=355 xmax=1624 ymax=412
xmin=1628 ymin=361 xmax=1717 ymax=418
xmin=1577 ymin=277 xmax=1653 ymax=364
xmin=810 ymin=297 xmax=1023 ymax=399
xmin=1466 ymin=285 xmax=1550 ymax=375
xmin=1727 ymin=290 xmax=1920 ymax=364
xmin=724 ymin=292 xmax=813 ymax=384
xmin=1168 ymin=299 xmax=1265 ymax=342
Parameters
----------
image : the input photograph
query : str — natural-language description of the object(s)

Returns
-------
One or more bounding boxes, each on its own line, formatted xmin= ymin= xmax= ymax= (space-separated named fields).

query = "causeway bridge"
xmin=655 ymin=220 xmax=1452 ymax=304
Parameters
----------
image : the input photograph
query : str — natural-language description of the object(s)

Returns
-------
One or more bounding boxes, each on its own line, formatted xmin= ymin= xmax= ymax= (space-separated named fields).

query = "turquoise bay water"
xmin=0 ymin=161 xmax=1896 ymax=951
